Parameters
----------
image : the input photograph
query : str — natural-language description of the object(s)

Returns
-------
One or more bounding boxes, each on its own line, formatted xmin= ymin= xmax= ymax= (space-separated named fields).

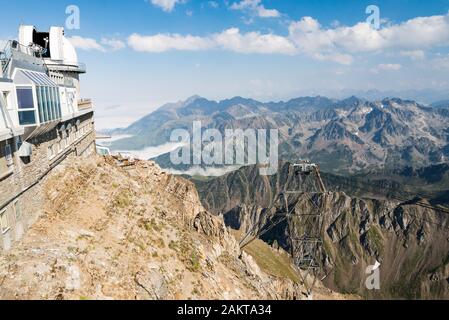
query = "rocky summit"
xmin=0 ymin=156 xmax=351 ymax=300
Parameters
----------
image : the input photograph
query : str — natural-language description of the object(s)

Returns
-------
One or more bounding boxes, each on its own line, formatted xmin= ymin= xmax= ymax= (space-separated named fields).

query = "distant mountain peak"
xmin=183 ymin=95 xmax=206 ymax=106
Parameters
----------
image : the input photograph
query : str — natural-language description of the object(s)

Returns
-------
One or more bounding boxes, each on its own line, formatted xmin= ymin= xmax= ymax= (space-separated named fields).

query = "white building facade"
xmin=0 ymin=26 xmax=96 ymax=251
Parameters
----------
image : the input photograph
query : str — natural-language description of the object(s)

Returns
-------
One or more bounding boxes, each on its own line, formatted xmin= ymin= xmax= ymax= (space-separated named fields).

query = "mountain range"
xmin=193 ymin=163 xmax=449 ymax=299
xmin=98 ymin=95 xmax=449 ymax=299
xmin=106 ymin=95 xmax=449 ymax=174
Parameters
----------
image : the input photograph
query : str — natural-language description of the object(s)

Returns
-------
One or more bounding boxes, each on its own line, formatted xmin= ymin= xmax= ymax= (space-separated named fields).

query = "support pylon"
xmin=282 ymin=161 xmax=326 ymax=297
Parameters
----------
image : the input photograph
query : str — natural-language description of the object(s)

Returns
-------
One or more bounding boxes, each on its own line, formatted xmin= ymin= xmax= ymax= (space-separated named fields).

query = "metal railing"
xmin=0 ymin=41 xmax=13 ymax=77
xmin=1 ymin=40 xmax=46 ymax=77
xmin=46 ymin=61 xmax=86 ymax=73
xmin=78 ymin=99 xmax=93 ymax=110
xmin=1 ymin=40 xmax=87 ymax=76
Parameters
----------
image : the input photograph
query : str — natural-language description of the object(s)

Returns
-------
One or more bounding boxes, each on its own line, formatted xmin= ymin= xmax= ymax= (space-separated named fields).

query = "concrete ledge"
xmin=61 ymin=109 xmax=94 ymax=122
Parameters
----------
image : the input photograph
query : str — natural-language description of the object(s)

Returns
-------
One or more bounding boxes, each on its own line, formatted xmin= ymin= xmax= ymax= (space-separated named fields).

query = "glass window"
xmin=47 ymin=87 xmax=52 ymax=121
xmin=55 ymin=88 xmax=61 ymax=119
xmin=43 ymin=87 xmax=49 ymax=123
xmin=45 ymin=87 xmax=53 ymax=121
xmin=54 ymin=88 xmax=59 ymax=120
xmin=16 ymin=88 xmax=34 ymax=109
xmin=37 ymin=87 xmax=45 ymax=123
xmin=18 ymin=110 xmax=36 ymax=125
xmin=44 ymin=87 xmax=51 ymax=121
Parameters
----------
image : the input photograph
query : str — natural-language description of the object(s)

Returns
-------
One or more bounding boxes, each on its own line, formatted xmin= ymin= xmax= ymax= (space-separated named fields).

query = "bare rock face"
xmin=0 ymin=156 xmax=340 ymax=300
xmin=196 ymin=164 xmax=449 ymax=299
xmin=113 ymin=96 xmax=449 ymax=173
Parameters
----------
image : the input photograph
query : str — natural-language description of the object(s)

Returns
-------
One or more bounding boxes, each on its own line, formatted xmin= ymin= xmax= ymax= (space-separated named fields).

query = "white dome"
xmin=62 ymin=36 xmax=78 ymax=65
xmin=49 ymin=26 xmax=78 ymax=65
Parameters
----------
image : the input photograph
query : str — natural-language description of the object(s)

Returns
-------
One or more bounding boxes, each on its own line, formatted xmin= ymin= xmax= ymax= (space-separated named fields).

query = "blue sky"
xmin=1 ymin=0 xmax=449 ymax=129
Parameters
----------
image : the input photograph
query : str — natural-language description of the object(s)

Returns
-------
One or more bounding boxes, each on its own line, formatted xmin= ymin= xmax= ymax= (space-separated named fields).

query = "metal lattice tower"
xmin=282 ymin=161 xmax=327 ymax=297
xmin=239 ymin=161 xmax=328 ymax=298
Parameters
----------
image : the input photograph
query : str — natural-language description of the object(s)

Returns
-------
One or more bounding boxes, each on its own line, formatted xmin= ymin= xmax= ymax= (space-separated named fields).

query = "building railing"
xmin=1 ymin=40 xmax=46 ymax=77
xmin=1 ymin=40 xmax=87 ymax=76
xmin=46 ymin=61 xmax=86 ymax=73
xmin=78 ymin=99 xmax=93 ymax=110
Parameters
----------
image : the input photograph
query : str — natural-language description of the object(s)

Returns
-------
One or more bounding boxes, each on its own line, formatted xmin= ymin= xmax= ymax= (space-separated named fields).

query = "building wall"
xmin=0 ymin=112 xmax=95 ymax=251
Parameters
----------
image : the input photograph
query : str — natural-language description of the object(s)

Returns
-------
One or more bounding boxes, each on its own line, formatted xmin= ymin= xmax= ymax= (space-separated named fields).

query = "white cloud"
xmin=212 ymin=28 xmax=296 ymax=54
xmin=101 ymin=38 xmax=126 ymax=51
xmin=314 ymin=52 xmax=354 ymax=65
xmin=167 ymin=165 xmax=242 ymax=177
xmin=68 ymin=36 xmax=106 ymax=52
xmin=370 ymin=63 xmax=402 ymax=74
xmin=208 ymin=1 xmax=219 ymax=9
xmin=150 ymin=0 xmax=182 ymax=12
xmin=230 ymin=0 xmax=280 ymax=18
xmin=378 ymin=63 xmax=402 ymax=70
xmin=126 ymin=11 xmax=449 ymax=65
xmin=432 ymin=54 xmax=449 ymax=69
xmin=288 ymin=12 xmax=449 ymax=64
xmin=128 ymin=33 xmax=214 ymax=52
xmin=128 ymin=28 xmax=296 ymax=54
xmin=256 ymin=6 xmax=280 ymax=18
xmin=112 ymin=142 xmax=187 ymax=160
xmin=68 ymin=36 xmax=126 ymax=52
xmin=400 ymin=50 xmax=425 ymax=60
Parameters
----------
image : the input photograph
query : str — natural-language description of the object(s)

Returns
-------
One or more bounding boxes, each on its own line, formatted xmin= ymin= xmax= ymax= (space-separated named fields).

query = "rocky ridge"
xmin=195 ymin=163 xmax=449 ymax=299
xmin=107 ymin=96 xmax=449 ymax=173
xmin=0 ymin=156 xmax=347 ymax=300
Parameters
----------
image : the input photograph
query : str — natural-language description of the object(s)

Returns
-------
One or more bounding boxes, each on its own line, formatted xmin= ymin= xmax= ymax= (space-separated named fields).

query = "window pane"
xmin=46 ymin=87 xmax=52 ymax=121
xmin=37 ymin=87 xmax=45 ymax=123
xmin=44 ymin=87 xmax=50 ymax=121
xmin=16 ymin=88 xmax=34 ymax=109
xmin=43 ymin=87 xmax=50 ymax=121
xmin=50 ymin=88 xmax=56 ymax=121
xmin=43 ymin=87 xmax=49 ymax=122
xmin=50 ymin=87 xmax=56 ymax=121
xmin=55 ymin=88 xmax=61 ymax=119
xmin=18 ymin=111 xmax=36 ymax=125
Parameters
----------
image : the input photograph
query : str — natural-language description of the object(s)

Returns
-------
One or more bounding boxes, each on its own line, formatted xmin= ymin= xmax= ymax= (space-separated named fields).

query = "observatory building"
xmin=0 ymin=25 xmax=96 ymax=251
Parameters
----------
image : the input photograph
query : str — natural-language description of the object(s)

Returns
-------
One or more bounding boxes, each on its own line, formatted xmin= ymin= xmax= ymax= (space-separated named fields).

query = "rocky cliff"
xmin=0 ymin=156 xmax=346 ymax=300
xmin=195 ymin=164 xmax=449 ymax=299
